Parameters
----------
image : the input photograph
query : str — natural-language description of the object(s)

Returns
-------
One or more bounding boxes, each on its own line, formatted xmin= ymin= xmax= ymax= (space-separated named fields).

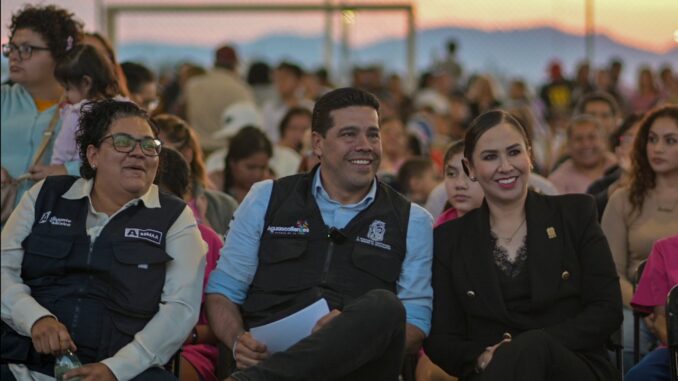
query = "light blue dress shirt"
xmin=206 ymin=169 xmax=434 ymax=334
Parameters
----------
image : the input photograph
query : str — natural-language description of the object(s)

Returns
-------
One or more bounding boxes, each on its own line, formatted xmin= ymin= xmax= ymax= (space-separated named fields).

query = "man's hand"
xmin=475 ymin=338 xmax=511 ymax=372
xmin=311 ymin=309 xmax=341 ymax=334
xmin=233 ymin=332 xmax=269 ymax=369
xmin=29 ymin=164 xmax=67 ymax=181
xmin=30 ymin=316 xmax=76 ymax=356
xmin=63 ymin=363 xmax=117 ymax=381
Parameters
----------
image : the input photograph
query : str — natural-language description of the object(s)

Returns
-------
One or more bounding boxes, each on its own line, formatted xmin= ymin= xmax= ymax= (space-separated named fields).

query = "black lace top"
xmin=490 ymin=233 xmax=528 ymax=278
xmin=491 ymin=233 xmax=532 ymax=312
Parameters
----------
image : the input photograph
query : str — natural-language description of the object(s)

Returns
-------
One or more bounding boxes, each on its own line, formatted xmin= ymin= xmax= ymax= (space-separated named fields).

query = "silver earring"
xmin=92 ymin=164 xmax=97 ymax=169
xmin=469 ymin=176 xmax=477 ymax=181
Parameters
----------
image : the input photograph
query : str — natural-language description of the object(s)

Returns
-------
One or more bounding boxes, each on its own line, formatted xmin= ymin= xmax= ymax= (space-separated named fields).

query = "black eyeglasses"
xmin=99 ymin=133 xmax=162 ymax=157
xmin=2 ymin=43 xmax=50 ymax=60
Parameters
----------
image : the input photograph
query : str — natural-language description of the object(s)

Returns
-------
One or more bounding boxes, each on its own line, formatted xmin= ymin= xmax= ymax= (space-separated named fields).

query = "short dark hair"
xmin=55 ymin=44 xmax=120 ymax=99
xmin=121 ymin=61 xmax=155 ymax=94
xmin=9 ymin=4 xmax=84 ymax=64
xmin=247 ymin=61 xmax=271 ymax=85
xmin=311 ymin=87 xmax=380 ymax=136
xmin=463 ymin=110 xmax=530 ymax=165
xmin=397 ymin=158 xmax=434 ymax=194
xmin=155 ymin=147 xmax=190 ymax=198
xmin=277 ymin=61 xmax=304 ymax=79
xmin=279 ymin=107 xmax=312 ymax=138
xmin=574 ymin=91 xmax=620 ymax=117
xmin=76 ymin=99 xmax=157 ymax=179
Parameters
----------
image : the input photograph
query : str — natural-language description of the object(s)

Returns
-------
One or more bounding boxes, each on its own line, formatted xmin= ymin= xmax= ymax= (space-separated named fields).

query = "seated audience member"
xmin=205 ymin=87 xmax=433 ymax=381
xmin=548 ymin=115 xmax=617 ymax=194
xmin=153 ymin=114 xmax=239 ymax=236
xmin=575 ymin=91 xmax=622 ymax=139
xmin=602 ymin=105 xmax=678 ymax=369
xmin=434 ymin=140 xmax=484 ymax=227
xmin=1 ymin=4 xmax=83 ymax=215
xmin=587 ymin=113 xmax=641 ymax=218
xmin=426 ymin=110 xmax=622 ymax=381
xmin=398 ymin=157 xmax=439 ymax=205
xmin=270 ymin=107 xmax=311 ymax=177
xmin=205 ymin=101 xmax=263 ymax=176
xmin=83 ymin=32 xmax=129 ymax=97
xmin=261 ymin=61 xmax=314 ymax=143
xmin=630 ymin=67 xmax=662 ymax=115
xmin=0 ymin=100 xmax=206 ymax=381
xmin=121 ymin=61 xmax=157 ymax=112
xmin=210 ymin=126 xmax=272 ymax=203
xmin=379 ymin=116 xmax=411 ymax=176
xmin=625 ymin=235 xmax=678 ymax=381
xmin=155 ymin=147 xmax=223 ymax=381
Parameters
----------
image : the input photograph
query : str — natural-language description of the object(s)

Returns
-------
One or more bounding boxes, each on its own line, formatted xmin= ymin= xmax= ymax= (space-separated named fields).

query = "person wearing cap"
xmin=205 ymin=87 xmax=433 ymax=381
xmin=185 ymin=44 xmax=254 ymax=151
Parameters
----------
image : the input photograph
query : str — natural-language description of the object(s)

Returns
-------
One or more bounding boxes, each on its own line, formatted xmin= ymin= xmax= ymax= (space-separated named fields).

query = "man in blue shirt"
xmin=206 ymin=87 xmax=433 ymax=380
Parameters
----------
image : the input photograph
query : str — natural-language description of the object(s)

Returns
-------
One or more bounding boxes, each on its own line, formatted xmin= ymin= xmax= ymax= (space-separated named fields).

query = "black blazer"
xmin=424 ymin=191 xmax=623 ymax=378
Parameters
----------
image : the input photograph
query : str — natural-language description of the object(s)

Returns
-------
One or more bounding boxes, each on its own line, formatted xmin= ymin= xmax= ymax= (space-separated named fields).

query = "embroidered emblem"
xmin=356 ymin=220 xmax=391 ymax=250
xmin=125 ymin=228 xmax=162 ymax=245
xmin=266 ymin=220 xmax=310 ymax=236
xmin=547 ymin=227 xmax=557 ymax=239
xmin=367 ymin=220 xmax=386 ymax=242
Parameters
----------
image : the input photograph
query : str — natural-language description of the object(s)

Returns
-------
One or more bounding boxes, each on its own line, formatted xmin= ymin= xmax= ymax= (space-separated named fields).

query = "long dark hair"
xmin=628 ymin=105 xmax=678 ymax=215
xmin=223 ymin=126 xmax=272 ymax=191
xmin=55 ymin=44 xmax=120 ymax=99
xmin=152 ymin=114 xmax=210 ymax=189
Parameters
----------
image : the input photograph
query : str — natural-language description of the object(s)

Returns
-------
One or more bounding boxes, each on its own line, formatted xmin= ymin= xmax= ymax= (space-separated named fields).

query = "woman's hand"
xmin=63 ymin=363 xmax=117 ymax=381
xmin=30 ymin=316 xmax=76 ymax=356
xmin=475 ymin=338 xmax=511 ymax=372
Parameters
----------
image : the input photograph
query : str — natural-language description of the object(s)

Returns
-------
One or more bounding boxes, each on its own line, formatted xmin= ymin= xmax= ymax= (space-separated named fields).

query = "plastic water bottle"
xmin=54 ymin=349 xmax=82 ymax=381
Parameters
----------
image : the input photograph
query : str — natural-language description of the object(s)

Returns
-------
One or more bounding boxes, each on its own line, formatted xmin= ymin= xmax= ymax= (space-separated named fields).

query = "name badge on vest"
xmin=124 ymin=228 xmax=162 ymax=245
xmin=266 ymin=220 xmax=310 ymax=237
xmin=356 ymin=219 xmax=392 ymax=250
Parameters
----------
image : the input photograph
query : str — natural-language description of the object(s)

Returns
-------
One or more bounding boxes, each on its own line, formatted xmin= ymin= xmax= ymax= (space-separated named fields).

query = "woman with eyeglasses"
xmin=1 ymin=99 xmax=207 ymax=381
xmin=1 ymin=5 xmax=84 ymax=214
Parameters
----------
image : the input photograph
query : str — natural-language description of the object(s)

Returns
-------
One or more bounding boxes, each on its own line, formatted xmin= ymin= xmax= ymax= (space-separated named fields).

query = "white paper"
xmin=250 ymin=298 xmax=330 ymax=353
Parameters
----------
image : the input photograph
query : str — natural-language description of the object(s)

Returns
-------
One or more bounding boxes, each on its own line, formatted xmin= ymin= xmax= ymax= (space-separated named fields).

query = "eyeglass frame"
xmin=2 ymin=43 xmax=51 ymax=61
xmin=98 ymin=133 xmax=162 ymax=157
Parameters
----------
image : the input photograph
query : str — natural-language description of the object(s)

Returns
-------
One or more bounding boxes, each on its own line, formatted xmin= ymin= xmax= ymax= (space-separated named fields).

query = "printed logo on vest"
xmin=356 ymin=220 xmax=391 ymax=250
xmin=266 ymin=220 xmax=310 ymax=236
xmin=38 ymin=211 xmax=72 ymax=227
xmin=38 ymin=211 xmax=51 ymax=224
xmin=124 ymin=228 xmax=162 ymax=245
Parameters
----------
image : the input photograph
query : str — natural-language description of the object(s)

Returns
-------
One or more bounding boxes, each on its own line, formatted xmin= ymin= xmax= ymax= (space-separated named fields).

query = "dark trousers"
xmin=232 ymin=289 xmax=406 ymax=381
xmin=465 ymin=330 xmax=619 ymax=381
xmin=0 ymin=364 xmax=176 ymax=380
xmin=626 ymin=348 xmax=671 ymax=381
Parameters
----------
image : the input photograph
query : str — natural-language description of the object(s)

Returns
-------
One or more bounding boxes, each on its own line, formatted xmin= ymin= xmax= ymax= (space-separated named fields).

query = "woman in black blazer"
xmin=424 ymin=110 xmax=623 ymax=381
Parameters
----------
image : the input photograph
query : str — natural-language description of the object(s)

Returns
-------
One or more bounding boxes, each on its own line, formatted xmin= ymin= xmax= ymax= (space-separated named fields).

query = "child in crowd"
xmin=397 ymin=157 xmax=439 ymax=205
xmin=435 ymin=140 xmax=485 ymax=227
xmin=51 ymin=44 xmax=120 ymax=172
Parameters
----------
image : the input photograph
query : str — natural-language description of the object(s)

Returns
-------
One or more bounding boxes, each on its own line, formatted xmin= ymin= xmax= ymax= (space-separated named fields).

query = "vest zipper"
xmin=320 ymin=240 xmax=335 ymax=284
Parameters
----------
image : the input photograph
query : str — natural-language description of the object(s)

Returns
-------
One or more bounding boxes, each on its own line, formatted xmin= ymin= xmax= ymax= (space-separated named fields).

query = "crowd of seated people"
xmin=1 ymin=3 xmax=677 ymax=381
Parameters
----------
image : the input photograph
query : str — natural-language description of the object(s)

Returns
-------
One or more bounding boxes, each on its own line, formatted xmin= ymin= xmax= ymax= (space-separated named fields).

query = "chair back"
xmin=667 ymin=284 xmax=678 ymax=381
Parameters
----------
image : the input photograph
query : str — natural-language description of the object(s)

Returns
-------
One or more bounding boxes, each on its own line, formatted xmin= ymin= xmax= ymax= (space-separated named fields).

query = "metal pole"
xmin=324 ymin=0 xmax=334 ymax=74
xmin=106 ymin=8 xmax=117 ymax=49
xmin=585 ymin=0 xmax=594 ymax=64
xmin=406 ymin=6 xmax=416 ymax=93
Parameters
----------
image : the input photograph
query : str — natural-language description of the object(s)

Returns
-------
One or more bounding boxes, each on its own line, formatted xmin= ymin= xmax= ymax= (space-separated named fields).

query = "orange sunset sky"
xmin=1 ymin=0 xmax=677 ymax=53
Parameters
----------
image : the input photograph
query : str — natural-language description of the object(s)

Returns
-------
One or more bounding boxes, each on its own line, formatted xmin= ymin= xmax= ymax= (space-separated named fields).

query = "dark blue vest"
xmin=1 ymin=176 xmax=185 ymax=375
xmin=242 ymin=168 xmax=411 ymax=327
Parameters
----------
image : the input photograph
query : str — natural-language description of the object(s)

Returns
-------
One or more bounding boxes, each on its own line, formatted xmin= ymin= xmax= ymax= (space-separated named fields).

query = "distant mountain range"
xmin=2 ymin=25 xmax=675 ymax=87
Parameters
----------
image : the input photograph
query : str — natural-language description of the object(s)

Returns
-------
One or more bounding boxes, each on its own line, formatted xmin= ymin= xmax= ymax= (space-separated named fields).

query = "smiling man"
xmin=548 ymin=115 xmax=617 ymax=194
xmin=206 ymin=87 xmax=433 ymax=381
